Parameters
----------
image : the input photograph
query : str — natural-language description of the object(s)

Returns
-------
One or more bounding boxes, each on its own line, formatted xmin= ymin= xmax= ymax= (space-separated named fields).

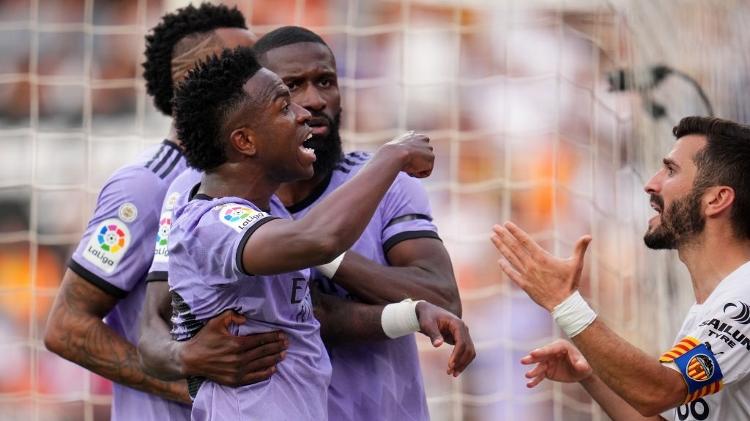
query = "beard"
xmin=643 ymin=188 xmax=705 ymax=249
xmin=304 ymin=111 xmax=343 ymax=176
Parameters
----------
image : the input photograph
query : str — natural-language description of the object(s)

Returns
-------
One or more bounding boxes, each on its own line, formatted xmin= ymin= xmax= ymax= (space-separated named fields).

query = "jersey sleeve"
xmin=197 ymin=202 xmax=279 ymax=281
xmin=659 ymin=301 xmax=750 ymax=402
xmin=380 ymin=172 xmax=441 ymax=254
xmin=69 ymin=169 xmax=164 ymax=298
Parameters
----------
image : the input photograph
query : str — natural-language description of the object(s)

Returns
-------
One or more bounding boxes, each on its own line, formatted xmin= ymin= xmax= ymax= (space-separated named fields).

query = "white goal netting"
xmin=1 ymin=0 xmax=748 ymax=420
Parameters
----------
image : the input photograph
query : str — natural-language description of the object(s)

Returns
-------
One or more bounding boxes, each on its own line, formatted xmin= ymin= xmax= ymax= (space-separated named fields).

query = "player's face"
xmin=241 ymin=68 xmax=315 ymax=181
xmin=643 ymin=135 xmax=707 ymax=249
xmin=261 ymin=42 xmax=342 ymax=175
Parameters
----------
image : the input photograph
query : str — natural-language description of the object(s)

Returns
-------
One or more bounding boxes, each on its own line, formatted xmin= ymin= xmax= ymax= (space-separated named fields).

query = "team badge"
xmin=723 ymin=301 xmax=750 ymax=324
xmin=118 ymin=202 xmax=138 ymax=223
xmin=218 ymin=204 xmax=266 ymax=233
xmin=165 ymin=192 xmax=180 ymax=211
xmin=83 ymin=218 xmax=131 ymax=273
xmin=685 ymin=354 xmax=714 ymax=382
xmin=660 ymin=336 xmax=723 ymax=402
xmin=153 ymin=212 xmax=171 ymax=263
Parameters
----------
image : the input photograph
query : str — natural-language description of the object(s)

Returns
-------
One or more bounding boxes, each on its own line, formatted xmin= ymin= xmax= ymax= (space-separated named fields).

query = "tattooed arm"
xmin=44 ymin=269 xmax=190 ymax=403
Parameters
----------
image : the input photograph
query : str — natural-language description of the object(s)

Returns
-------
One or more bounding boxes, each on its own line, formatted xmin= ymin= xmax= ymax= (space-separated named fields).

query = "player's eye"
xmin=318 ymin=79 xmax=332 ymax=88
xmin=286 ymin=81 xmax=299 ymax=92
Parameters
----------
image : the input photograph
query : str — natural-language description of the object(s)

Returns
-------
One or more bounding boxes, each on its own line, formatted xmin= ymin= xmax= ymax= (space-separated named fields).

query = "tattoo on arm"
xmin=45 ymin=271 xmax=189 ymax=404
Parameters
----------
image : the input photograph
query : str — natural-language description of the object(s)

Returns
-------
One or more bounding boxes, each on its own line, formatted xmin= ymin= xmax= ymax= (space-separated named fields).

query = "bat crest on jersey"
xmin=83 ymin=218 xmax=131 ymax=273
xmin=219 ymin=204 xmax=265 ymax=232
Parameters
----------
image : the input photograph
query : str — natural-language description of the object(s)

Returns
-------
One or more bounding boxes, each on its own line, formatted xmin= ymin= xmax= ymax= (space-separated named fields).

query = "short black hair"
xmin=173 ymin=47 xmax=262 ymax=171
xmin=143 ymin=3 xmax=246 ymax=116
xmin=253 ymin=26 xmax=329 ymax=59
xmin=674 ymin=116 xmax=750 ymax=240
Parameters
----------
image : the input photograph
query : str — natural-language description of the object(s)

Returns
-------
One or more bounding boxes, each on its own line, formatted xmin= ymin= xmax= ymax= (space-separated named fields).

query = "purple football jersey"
xmin=68 ymin=140 xmax=191 ymax=421
xmin=169 ymin=195 xmax=331 ymax=420
xmin=146 ymin=168 xmax=202 ymax=282
xmin=288 ymin=152 xmax=439 ymax=421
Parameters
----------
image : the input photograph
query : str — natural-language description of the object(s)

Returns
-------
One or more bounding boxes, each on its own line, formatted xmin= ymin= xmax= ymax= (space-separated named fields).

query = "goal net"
xmin=0 ymin=0 xmax=747 ymax=420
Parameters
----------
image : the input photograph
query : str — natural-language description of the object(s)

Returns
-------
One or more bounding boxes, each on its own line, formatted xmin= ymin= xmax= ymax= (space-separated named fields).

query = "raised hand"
xmin=490 ymin=222 xmax=591 ymax=311
xmin=384 ymin=131 xmax=434 ymax=178
xmin=415 ymin=301 xmax=476 ymax=377
xmin=180 ymin=310 xmax=288 ymax=387
xmin=520 ymin=339 xmax=592 ymax=388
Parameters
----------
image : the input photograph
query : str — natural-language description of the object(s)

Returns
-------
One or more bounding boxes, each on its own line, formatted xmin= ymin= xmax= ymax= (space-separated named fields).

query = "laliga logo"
xmin=97 ymin=224 xmax=126 ymax=253
xmin=157 ymin=216 xmax=171 ymax=246
xmin=222 ymin=206 xmax=251 ymax=223
xmin=723 ymin=301 xmax=750 ymax=325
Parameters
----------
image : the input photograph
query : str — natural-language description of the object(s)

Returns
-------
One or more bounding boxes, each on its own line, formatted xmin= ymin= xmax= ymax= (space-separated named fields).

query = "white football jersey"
xmin=661 ymin=261 xmax=750 ymax=421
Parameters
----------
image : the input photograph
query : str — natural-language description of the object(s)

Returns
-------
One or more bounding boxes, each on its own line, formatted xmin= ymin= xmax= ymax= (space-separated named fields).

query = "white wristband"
xmin=381 ymin=299 xmax=424 ymax=339
xmin=551 ymin=291 xmax=597 ymax=338
xmin=315 ymin=252 xmax=346 ymax=278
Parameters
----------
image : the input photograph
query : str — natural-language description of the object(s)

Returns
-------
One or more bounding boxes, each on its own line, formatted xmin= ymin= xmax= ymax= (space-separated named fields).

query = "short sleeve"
xmin=69 ymin=169 xmax=165 ymax=298
xmin=380 ymin=173 xmax=440 ymax=254
xmin=659 ymin=302 xmax=750 ymax=402
xmin=207 ymin=202 xmax=278 ymax=277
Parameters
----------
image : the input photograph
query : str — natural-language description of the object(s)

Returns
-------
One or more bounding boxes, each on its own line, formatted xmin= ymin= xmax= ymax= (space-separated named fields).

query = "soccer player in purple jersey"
xmin=168 ymin=46 xmax=472 ymax=419
xmin=251 ymin=26 xmax=464 ymax=420
xmin=43 ymin=5 xmax=282 ymax=421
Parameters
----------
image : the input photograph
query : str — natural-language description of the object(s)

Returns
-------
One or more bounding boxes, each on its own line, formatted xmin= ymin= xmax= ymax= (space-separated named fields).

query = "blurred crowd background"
xmin=1 ymin=0 xmax=749 ymax=420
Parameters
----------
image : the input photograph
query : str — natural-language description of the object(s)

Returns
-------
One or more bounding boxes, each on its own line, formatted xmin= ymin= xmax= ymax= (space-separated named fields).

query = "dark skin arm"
xmin=312 ymin=284 xmax=476 ymax=377
xmin=331 ymin=238 xmax=461 ymax=316
xmin=244 ymin=134 xmax=434 ymax=275
xmin=43 ymin=269 xmax=190 ymax=404
xmin=138 ymin=281 xmax=288 ymax=386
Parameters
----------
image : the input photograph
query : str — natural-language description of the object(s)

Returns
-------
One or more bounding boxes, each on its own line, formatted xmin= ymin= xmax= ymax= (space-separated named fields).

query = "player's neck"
xmin=200 ymin=163 xmax=278 ymax=211
xmin=678 ymin=227 xmax=750 ymax=304
xmin=276 ymin=170 xmax=331 ymax=208
xmin=166 ymin=122 xmax=183 ymax=149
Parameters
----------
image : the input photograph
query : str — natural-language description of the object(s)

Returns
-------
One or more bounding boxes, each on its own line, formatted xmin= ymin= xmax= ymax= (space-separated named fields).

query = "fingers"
xmin=444 ymin=320 xmax=476 ymax=377
xmin=504 ymin=222 xmax=547 ymax=256
xmin=238 ymin=337 xmax=288 ymax=363
xmin=235 ymin=331 xmax=287 ymax=352
xmin=491 ymin=234 xmax=526 ymax=272
xmin=237 ymin=366 xmax=277 ymax=386
xmin=573 ymin=235 xmax=592 ymax=264
xmin=497 ymin=258 xmax=525 ymax=287
xmin=492 ymin=225 xmax=532 ymax=270
xmin=205 ymin=309 xmax=247 ymax=333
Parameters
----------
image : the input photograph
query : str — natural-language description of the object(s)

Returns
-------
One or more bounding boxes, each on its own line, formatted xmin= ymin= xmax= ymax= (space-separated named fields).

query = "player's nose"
xmin=292 ymin=102 xmax=312 ymax=124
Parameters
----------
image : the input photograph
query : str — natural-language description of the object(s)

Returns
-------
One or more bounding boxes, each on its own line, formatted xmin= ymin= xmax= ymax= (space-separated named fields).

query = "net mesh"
xmin=0 ymin=0 xmax=748 ymax=420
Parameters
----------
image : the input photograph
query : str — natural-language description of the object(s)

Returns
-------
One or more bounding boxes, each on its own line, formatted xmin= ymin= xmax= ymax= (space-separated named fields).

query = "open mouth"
xmin=298 ymin=132 xmax=316 ymax=162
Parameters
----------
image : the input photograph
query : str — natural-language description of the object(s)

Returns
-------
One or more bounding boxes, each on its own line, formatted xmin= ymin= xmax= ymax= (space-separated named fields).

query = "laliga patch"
xmin=218 ymin=204 xmax=267 ymax=233
xmin=83 ymin=218 xmax=131 ymax=274
xmin=152 ymin=211 xmax=171 ymax=263
xmin=165 ymin=192 xmax=180 ymax=211
xmin=118 ymin=202 xmax=138 ymax=223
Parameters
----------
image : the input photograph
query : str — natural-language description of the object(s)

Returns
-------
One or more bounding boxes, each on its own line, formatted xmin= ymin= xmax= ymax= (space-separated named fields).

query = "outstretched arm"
xmin=44 ymin=270 xmax=190 ymax=404
xmin=138 ymin=281 xmax=287 ymax=386
xmin=313 ymin=285 xmax=475 ymax=377
xmin=521 ymin=339 xmax=665 ymax=420
xmin=492 ymin=222 xmax=685 ymax=417
xmin=330 ymin=238 xmax=461 ymax=316
xmin=243 ymin=133 xmax=434 ymax=275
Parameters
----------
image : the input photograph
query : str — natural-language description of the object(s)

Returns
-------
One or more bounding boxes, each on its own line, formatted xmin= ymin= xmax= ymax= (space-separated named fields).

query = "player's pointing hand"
xmin=415 ymin=301 xmax=476 ymax=377
xmin=490 ymin=222 xmax=591 ymax=311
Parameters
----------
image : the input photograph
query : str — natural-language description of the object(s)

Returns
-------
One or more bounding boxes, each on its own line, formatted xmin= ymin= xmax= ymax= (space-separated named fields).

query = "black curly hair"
xmin=253 ymin=25 xmax=330 ymax=60
xmin=173 ymin=47 xmax=262 ymax=171
xmin=143 ymin=3 xmax=247 ymax=116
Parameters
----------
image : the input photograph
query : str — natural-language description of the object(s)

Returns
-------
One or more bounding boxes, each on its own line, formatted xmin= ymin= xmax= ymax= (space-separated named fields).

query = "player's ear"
xmin=704 ymin=185 xmax=734 ymax=218
xmin=229 ymin=127 xmax=258 ymax=158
